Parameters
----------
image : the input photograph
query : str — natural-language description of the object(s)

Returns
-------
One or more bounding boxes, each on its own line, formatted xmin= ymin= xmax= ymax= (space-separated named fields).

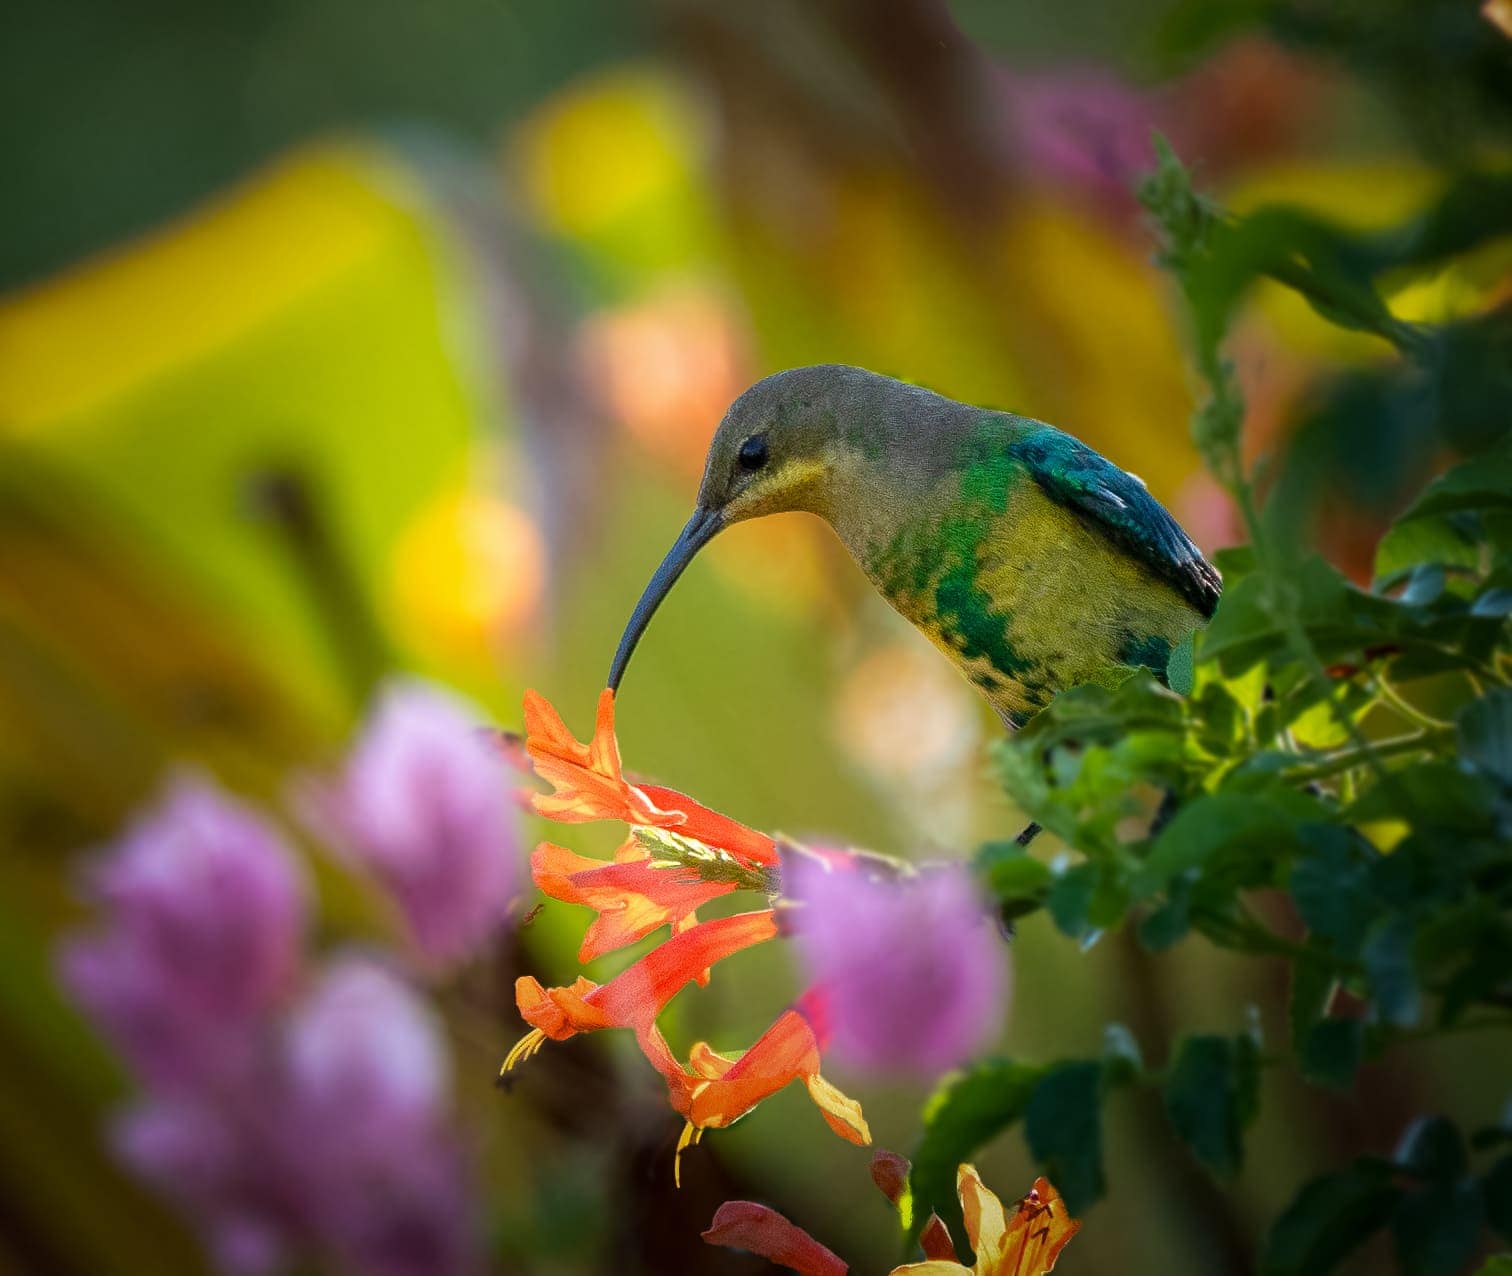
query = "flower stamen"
xmin=499 ymin=1027 xmax=547 ymax=1075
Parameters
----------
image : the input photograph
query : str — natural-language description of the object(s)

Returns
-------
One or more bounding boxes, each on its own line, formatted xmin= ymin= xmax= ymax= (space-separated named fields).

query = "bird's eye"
xmin=738 ymin=434 xmax=769 ymax=471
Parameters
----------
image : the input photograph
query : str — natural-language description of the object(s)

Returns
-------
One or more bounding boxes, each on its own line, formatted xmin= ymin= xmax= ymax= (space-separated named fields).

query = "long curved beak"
xmin=608 ymin=506 xmax=725 ymax=691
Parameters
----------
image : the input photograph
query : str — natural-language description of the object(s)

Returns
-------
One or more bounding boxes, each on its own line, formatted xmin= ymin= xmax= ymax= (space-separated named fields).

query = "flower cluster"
xmin=59 ymin=681 xmax=521 ymax=1275
xmin=703 ymin=1149 xmax=1080 ymax=1275
xmin=502 ymin=689 xmax=1006 ymax=1172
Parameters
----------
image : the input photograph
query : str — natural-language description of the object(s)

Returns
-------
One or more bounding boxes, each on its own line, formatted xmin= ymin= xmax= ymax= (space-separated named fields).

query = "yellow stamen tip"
xmin=500 ymin=1028 xmax=547 ymax=1076
xmin=674 ymin=1120 xmax=697 ymax=1190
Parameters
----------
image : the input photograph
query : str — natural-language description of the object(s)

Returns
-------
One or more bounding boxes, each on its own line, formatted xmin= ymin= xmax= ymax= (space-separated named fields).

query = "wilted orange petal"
xmin=703 ymin=1202 xmax=848 ymax=1276
xmin=1485 ymin=0 xmax=1512 ymax=39
xmin=919 ymin=1216 xmax=958 ymax=1263
xmin=870 ymin=1150 xmax=911 ymax=1205
xmin=957 ymin=1165 xmax=1009 ymax=1267
xmin=998 ymin=1177 xmax=1081 ymax=1275
xmin=805 ymin=1072 xmax=871 ymax=1145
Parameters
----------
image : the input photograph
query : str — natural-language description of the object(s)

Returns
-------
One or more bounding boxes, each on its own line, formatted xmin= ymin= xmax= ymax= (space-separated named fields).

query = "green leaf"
xmin=1260 ymin=1160 xmax=1400 ymax=1276
xmin=1473 ymin=587 xmax=1512 ymax=618
xmin=1137 ymin=881 xmax=1191 ymax=951
xmin=1458 ymin=689 xmax=1512 ymax=786
xmin=1288 ymin=956 xmax=1335 ymax=1056
xmin=974 ymin=840 xmax=1051 ymax=927
xmin=1473 ymin=1258 xmax=1512 ymax=1276
xmin=1101 ymin=1023 xmax=1144 ymax=1085
xmin=1395 ymin=1117 xmax=1469 ymax=1182
xmin=1300 ymin=1018 xmax=1365 ymax=1092
xmin=1364 ymin=915 xmax=1422 ymax=1027
xmin=1289 ymin=826 xmax=1377 ymax=957
xmin=1163 ymin=1033 xmax=1260 ymax=1179
xmin=906 ymin=1059 xmax=1044 ymax=1248
xmin=1376 ymin=514 xmax=1484 ymax=592
xmin=1046 ymin=862 xmax=1097 ymax=940
xmin=1398 ymin=436 xmax=1512 ymax=523
xmin=1392 ymin=1180 xmax=1485 ymax=1276
xmin=1141 ymin=793 xmax=1306 ymax=895
xmin=1485 ymin=1155 xmax=1512 ymax=1242
xmin=1025 ymin=1061 xmax=1106 ymax=1215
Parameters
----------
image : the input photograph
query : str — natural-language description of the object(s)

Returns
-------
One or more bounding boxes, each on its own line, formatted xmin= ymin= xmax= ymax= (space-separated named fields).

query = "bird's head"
xmin=608 ymin=365 xmax=857 ymax=691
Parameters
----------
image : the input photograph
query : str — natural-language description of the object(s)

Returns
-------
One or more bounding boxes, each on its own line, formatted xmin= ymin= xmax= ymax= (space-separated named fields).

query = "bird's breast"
xmin=856 ymin=480 xmax=1204 ymax=725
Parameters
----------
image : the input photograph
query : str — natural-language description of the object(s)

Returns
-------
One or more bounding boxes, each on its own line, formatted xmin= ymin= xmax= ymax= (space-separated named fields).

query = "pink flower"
xmin=58 ymin=774 xmax=307 ymax=1089
xmin=112 ymin=959 xmax=478 ymax=1276
xmin=114 ymin=1098 xmax=293 ymax=1276
xmin=310 ymin=680 xmax=521 ymax=968
xmin=279 ymin=958 xmax=477 ymax=1276
xmin=784 ymin=855 xmax=1007 ymax=1078
xmin=1004 ymin=69 xmax=1160 ymax=205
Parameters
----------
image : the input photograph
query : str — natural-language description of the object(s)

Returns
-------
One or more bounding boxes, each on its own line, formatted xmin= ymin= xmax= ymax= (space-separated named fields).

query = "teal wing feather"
xmin=1009 ymin=426 xmax=1222 ymax=618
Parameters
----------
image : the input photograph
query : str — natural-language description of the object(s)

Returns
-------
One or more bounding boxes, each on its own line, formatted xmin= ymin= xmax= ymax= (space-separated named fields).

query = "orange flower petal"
xmin=679 ymin=994 xmax=868 ymax=1146
xmin=531 ymin=841 xmax=733 ymax=962
xmin=521 ymin=689 xmax=778 ymax=866
xmin=513 ymin=974 xmax=609 ymax=1039
xmin=524 ymin=689 xmax=677 ymax=825
xmin=702 ymin=1202 xmax=848 ymax=1276
xmin=638 ymin=782 xmax=779 ymax=866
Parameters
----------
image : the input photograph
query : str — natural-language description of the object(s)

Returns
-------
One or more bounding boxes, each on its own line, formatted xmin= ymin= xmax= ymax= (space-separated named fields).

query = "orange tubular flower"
xmin=636 ymin=990 xmax=869 ymax=1179
xmin=506 ymin=688 xmax=868 ymax=1170
xmin=504 ymin=910 xmax=778 ymax=1067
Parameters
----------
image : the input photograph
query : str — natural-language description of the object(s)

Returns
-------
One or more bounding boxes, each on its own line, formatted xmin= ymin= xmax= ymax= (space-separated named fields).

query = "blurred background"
xmin=2 ymin=1 xmax=1509 ymax=1272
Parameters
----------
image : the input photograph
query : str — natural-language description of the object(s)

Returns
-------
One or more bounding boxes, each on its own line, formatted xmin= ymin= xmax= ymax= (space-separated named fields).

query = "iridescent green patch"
xmin=932 ymin=517 xmax=1034 ymax=679
xmin=1118 ymin=632 xmax=1173 ymax=684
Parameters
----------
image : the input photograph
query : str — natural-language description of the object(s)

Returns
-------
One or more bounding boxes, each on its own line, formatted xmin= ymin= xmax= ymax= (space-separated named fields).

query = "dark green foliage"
xmin=1260 ymin=1159 xmax=1402 ymax=1276
xmin=1162 ymin=1033 xmax=1261 ymax=1179
xmin=908 ymin=117 xmax=1512 ymax=1273
xmin=1392 ymin=1181 xmax=1485 ymax=1276
xmin=1024 ymin=1062 xmax=1106 ymax=1214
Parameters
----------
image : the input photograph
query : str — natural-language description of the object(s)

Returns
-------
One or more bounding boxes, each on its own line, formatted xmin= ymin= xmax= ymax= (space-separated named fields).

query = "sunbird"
xmin=609 ymin=365 xmax=1221 ymax=729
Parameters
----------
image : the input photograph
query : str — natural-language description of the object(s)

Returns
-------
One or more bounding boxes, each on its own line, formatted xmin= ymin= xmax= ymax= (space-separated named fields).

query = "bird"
xmin=608 ymin=364 xmax=1221 ymax=731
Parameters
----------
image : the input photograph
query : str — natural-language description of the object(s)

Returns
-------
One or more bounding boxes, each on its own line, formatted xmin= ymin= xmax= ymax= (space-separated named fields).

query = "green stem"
xmin=1285 ymin=727 xmax=1454 ymax=783
xmin=1373 ymin=675 xmax=1452 ymax=731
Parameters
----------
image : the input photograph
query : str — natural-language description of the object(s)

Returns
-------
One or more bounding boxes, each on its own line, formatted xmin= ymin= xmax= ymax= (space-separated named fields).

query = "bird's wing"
xmin=1009 ymin=426 xmax=1222 ymax=618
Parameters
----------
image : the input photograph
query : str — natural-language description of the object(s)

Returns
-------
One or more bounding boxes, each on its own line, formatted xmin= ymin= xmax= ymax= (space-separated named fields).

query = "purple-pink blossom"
xmin=785 ymin=855 xmax=1007 ymax=1078
xmin=307 ymin=680 xmax=521 ymax=968
xmin=58 ymin=774 xmax=306 ymax=1089
xmin=1003 ymin=69 xmax=1161 ymax=206
xmin=105 ymin=959 xmax=478 ymax=1276
xmin=279 ymin=958 xmax=477 ymax=1276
